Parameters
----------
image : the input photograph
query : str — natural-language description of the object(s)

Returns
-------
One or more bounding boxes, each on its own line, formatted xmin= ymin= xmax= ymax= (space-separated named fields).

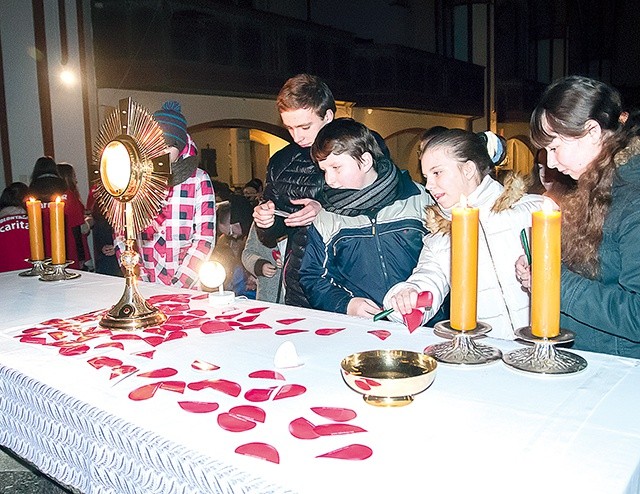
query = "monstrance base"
xmin=19 ymin=258 xmax=50 ymax=277
xmin=502 ymin=326 xmax=587 ymax=375
xmin=425 ymin=320 xmax=502 ymax=365
xmin=363 ymin=394 xmax=414 ymax=407
xmin=39 ymin=261 xmax=81 ymax=281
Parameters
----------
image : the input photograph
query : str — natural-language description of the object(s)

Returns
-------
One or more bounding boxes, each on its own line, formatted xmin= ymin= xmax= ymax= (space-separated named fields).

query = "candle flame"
xmin=541 ymin=197 xmax=557 ymax=213
xmin=28 ymin=197 xmax=36 ymax=203
xmin=55 ymin=196 xmax=62 ymax=204
xmin=459 ymin=195 xmax=468 ymax=208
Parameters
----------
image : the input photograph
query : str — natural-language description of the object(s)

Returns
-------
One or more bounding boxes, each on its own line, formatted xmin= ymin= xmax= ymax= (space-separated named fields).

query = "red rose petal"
xmin=289 ymin=417 xmax=320 ymax=439
xmin=314 ymin=423 xmax=367 ymax=436
xmin=201 ymin=320 xmax=234 ymax=334
xmin=143 ymin=336 xmax=165 ymax=347
xmin=133 ymin=350 xmax=156 ymax=359
xmin=143 ymin=327 xmax=166 ymax=335
xmin=368 ymin=329 xmax=391 ymax=341
xmin=317 ymin=444 xmax=373 ymax=460
xmin=19 ymin=336 xmax=47 ymax=345
xmin=138 ymin=367 xmax=178 ymax=378
xmin=129 ymin=383 xmax=160 ymax=401
xmin=158 ymin=381 xmax=186 ymax=393
xmin=417 ymin=291 xmax=433 ymax=308
xmin=95 ymin=342 xmax=125 ymax=350
xmin=239 ymin=323 xmax=271 ymax=330
xmin=229 ymin=405 xmax=266 ymax=423
xmin=88 ymin=356 xmax=123 ymax=369
xmin=271 ymin=250 xmax=281 ymax=261
xmin=188 ymin=379 xmax=241 ymax=397
xmin=187 ymin=309 xmax=208 ymax=316
xmin=310 ymin=407 xmax=357 ymax=422
xmin=215 ymin=312 xmax=242 ymax=320
xmin=178 ymin=401 xmax=219 ymax=413
xmin=274 ymin=329 xmax=309 ymax=335
xmin=276 ymin=318 xmax=305 ymax=325
xmin=110 ymin=365 xmax=137 ymax=379
xmin=217 ymin=412 xmax=257 ymax=432
xmin=248 ymin=370 xmax=285 ymax=380
xmin=190 ymin=294 xmax=209 ymax=301
xmin=315 ymin=328 xmax=345 ymax=336
xmin=273 ymin=384 xmax=306 ymax=400
xmin=245 ymin=307 xmax=269 ymax=314
xmin=59 ymin=344 xmax=90 ymax=356
xmin=111 ymin=334 xmax=141 ymax=341
xmin=235 ymin=443 xmax=279 ymax=464
xmin=48 ymin=331 xmax=66 ymax=340
xmin=403 ymin=309 xmax=423 ymax=333
xmin=164 ymin=330 xmax=188 ymax=342
xmin=191 ymin=359 xmax=220 ymax=371
xmin=237 ymin=314 xmax=259 ymax=323
xmin=244 ymin=387 xmax=276 ymax=402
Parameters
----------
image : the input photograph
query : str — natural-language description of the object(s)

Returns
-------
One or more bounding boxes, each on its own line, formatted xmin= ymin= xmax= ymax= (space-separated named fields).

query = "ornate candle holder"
xmin=424 ymin=320 xmax=502 ymax=365
xmin=39 ymin=260 xmax=81 ymax=281
xmin=502 ymin=326 xmax=587 ymax=375
xmin=19 ymin=258 xmax=50 ymax=277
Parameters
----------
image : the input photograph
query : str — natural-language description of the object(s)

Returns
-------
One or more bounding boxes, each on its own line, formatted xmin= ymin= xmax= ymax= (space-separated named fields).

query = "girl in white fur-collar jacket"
xmin=384 ymin=129 xmax=544 ymax=340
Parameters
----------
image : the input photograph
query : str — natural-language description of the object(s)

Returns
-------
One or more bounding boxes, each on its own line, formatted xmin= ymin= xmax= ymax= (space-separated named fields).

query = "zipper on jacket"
xmin=371 ymin=217 xmax=390 ymax=283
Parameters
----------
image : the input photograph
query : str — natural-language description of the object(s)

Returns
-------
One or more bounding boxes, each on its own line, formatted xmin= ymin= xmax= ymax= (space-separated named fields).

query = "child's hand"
xmin=515 ymin=255 xmax=531 ymax=290
xmin=262 ymin=263 xmax=278 ymax=278
xmin=347 ymin=297 xmax=380 ymax=318
xmin=253 ymin=201 xmax=276 ymax=228
xmin=285 ymin=198 xmax=321 ymax=227
xmin=389 ymin=288 xmax=419 ymax=315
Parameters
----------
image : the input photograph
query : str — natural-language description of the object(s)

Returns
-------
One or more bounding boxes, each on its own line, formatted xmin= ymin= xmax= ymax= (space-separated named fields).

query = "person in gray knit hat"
xmin=115 ymin=100 xmax=217 ymax=289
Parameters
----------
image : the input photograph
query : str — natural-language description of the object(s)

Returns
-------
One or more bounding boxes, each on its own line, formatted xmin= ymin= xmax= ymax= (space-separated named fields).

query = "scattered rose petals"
xmin=276 ymin=318 xmax=305 ymax=325
xmin=235 ymin=443 xmax=279 ymax=464
xmin=178 ymin=401 xmax=219 ymax=413
xmin=133 ymin=350 xmax=156 ymax=359
xmin=187 ymin=309 xmax=207 ymax=316
xmin=191 ymin=360 xmax=220 ymax=371
xmin=129 ymin=383 xmax=161 ymax=401
xmin=367 ymin=329 xmax=391 ymax=341
xmin=143 ymin=336 xmax=165 ymax=347
xmin=317 ymin=444 xmax=373 ymax=461
xmin=19 ymin=336 xmax=47 ymax=345
xmin=244 ymin=387 xmax=277 ymax=402
xmin=248 ymin=370 xmax=285 ymax=380
xmin=289 ymin=417 xmax=320 ymax=440
xmin=311 ymin=407 xmax=357 ymax=422
xmin=138 ymin=367 xmax=178 ymax=378
xmin=315 ymin=328 xmax=345 ymax=336
xmin=164 ymin=331 xmax=188 ymax=342
xmin=273 ymin=384 xmax=306 ymax=400
xmin=314 ymin=423 xmax=367 ymax=436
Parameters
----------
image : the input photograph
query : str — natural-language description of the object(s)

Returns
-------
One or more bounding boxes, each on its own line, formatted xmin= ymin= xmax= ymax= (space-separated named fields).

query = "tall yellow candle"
xmin=531 ymin=199 xmax=561 ymax=338
xmin=50 ymin=196 xmax=66 ymax=265
xmin=450 ymin=196 xmax=479 ymax=330
xmin=26 ymin=197 xmax=45 ymax=261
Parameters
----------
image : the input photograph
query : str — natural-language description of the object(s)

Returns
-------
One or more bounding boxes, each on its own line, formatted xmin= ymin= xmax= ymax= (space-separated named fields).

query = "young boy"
xmin=299 ymin=118 xmax=432 ymax=318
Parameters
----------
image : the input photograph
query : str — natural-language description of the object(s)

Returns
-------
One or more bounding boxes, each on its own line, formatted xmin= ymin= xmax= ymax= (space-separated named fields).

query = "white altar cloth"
xmin=1 ymin=271 xmax=639 ymax=494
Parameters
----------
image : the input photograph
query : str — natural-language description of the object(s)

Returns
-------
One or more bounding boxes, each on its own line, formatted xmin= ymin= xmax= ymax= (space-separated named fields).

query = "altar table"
xmin=1 ymin=271 xmax=639 ymax=494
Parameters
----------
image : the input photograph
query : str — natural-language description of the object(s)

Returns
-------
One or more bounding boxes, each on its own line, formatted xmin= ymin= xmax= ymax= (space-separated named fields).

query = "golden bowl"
xmin=340 ymin=350 xmax=437 ymax=407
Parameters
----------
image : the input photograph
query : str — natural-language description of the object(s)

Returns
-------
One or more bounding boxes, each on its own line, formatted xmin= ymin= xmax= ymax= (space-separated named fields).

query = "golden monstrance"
xmin=92 ymin=98 xmax=171 ymax=330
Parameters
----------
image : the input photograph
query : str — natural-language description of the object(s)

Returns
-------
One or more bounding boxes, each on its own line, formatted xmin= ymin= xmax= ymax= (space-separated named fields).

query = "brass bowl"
xmin=340 ymin=350 xmax=437 ymax=407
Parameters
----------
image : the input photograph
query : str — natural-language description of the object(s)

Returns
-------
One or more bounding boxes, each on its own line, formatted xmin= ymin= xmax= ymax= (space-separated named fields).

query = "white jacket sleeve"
xmin=383 ymin=233 xmax=451 ymax=324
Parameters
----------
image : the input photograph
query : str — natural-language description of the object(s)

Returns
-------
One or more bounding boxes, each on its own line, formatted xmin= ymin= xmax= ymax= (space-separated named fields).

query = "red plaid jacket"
xmin=118 ymin=167 xmax=216 ymax=289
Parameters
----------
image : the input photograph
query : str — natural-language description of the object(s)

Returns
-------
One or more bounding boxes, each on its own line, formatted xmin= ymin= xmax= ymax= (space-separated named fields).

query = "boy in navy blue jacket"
xmin=299 ymin=118 xmax=432 ymax=318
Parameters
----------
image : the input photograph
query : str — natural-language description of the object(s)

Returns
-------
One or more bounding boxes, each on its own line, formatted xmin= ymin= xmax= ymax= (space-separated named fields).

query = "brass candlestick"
xmin=39 ymin=260 xmax=81 ymax=281
xmin=19 ymin=258 xmax=50 ymax=277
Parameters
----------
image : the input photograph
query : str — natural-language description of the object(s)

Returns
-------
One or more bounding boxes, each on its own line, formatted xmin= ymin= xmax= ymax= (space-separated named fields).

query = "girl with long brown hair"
xmin=516 ymin=75 xmax=640 ymax=358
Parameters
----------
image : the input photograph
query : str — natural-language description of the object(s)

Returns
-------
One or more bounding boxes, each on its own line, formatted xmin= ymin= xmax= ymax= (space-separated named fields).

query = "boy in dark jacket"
xmin=299 ymin=118 xmax=432 ymax=317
